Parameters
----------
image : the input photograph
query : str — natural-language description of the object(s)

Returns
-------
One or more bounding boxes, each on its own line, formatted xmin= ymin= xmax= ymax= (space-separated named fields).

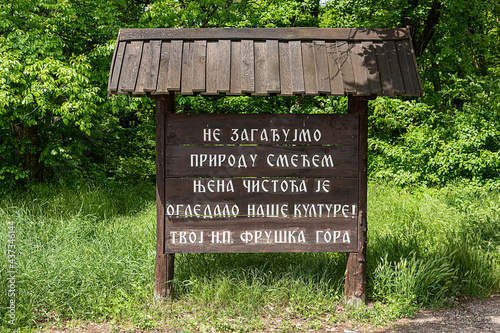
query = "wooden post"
xmin=344 ymin=95 xmax=374 ymax=307
xmin=154 ymin=92 xmax=176 ymax=301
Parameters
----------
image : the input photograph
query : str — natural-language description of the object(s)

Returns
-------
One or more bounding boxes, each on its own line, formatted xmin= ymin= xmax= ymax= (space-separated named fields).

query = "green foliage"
xmin=369 ymin=74 xmax=500 ymax=186
xmin=0 ymin=0 xmax=148 ymax=189
xmin=143 ymin=0 xmax=320 ymax=28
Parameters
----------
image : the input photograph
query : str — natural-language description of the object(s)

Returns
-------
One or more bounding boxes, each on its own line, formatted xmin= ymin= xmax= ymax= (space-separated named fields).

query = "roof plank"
xmin=204 ymin=40 xmax=219 ymax=95
xmin=266 ymin=40 xmax=280 ymax=94
xmin=254 ymin=41 xmax=268 ymax=96
xmin=396 ymin=40 xmax=414 ymax=96
xmin=108 ymin=41 xmax=126 ymax=93
xmin=403 ymin=39 xmax=422 ymax=96
xmin=337 ymin=41 xmax=356 ymax=94
xmin=278 ymin=41 xmax=293 ymax=96
xmin=362 ymin=41 xmax=381 ymax=95
xmin=350 ymin=42 xmax=370 ymax=96
xmin=217 ymin=40 xmax=231 ymax=93
xmin=241 ymin=40 xmax=255 ymax=93
xmin=326 ymin=42 xmax=344 ymax=95
xmin=144 ymin=40 xmax=161 ymax=92
xmin=302 ymin=42 xmax=318 ymax=95
xmin=155 ymin=41 xmax=171 ymax=94
xmin=314 ymin=41 xmax=330 ymax=94
xmin=229 ymin=40 xmax=242 ymax=95
xmin=373 ymin=41 xmax=394 ymax=96
xmin=167 ymin=40 xmax=183 ymax=91
xmin=134 ymin=41 xmax=152 ymax=95
xmin=119 ymin=41 xmax=143 ymax=93
xmin=385 ymin=40 xmax=405 ymax=94
xmin=181 ymin=41 xmax=194 ymax=95
xmin=289 ymin=41 xmax=305 ymax=94
xmin=192 ymin=40 xmax=207 ymax=92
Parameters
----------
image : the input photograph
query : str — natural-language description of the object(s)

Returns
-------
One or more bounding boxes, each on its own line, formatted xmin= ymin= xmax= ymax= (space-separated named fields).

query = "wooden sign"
xmin=162 ymin=113 xmax=359 ymax=253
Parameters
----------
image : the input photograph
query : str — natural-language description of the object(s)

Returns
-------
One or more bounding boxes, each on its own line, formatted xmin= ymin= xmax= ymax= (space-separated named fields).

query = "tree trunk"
xmin=14 ymin=123 xmax=41 ymax=183
xmin=413 ymin=0 xmax=442 ymax=58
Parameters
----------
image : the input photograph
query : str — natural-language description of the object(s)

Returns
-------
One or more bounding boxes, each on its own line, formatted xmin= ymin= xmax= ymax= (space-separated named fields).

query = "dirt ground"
xmin=38 ymin=294 xmax=500 ymax=333
xmin=374 ymin=294 xmax=500 ymax=333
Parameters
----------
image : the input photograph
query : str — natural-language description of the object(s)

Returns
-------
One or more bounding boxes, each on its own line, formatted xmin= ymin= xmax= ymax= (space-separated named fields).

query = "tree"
xmin=0 ymin=0 xmax=148 ymax=188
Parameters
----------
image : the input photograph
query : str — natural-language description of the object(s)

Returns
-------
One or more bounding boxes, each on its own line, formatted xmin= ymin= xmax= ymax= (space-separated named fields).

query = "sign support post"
xmin=344 ymin=95 xmax=375 ymax=306
xmin=154 ymin=93 xmax=176 ymax=300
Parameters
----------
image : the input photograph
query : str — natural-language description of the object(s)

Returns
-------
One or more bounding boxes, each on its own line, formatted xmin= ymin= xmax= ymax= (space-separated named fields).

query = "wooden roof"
xmin=107 ymin=28 xmax=422 ymax=97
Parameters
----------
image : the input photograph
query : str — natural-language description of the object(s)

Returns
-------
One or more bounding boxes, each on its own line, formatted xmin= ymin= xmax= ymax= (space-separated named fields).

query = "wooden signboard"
xmin=108 ymin=28 xmax=423 ymax=305
xmin=162 ymin=113 xmax=359 ymax=253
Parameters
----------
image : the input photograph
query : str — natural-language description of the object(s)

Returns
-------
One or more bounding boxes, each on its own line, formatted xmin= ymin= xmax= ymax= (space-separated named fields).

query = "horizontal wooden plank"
xmin=164 ymin=221 xmax=358 ymax=253
xmin=165 ymin=113 xmax=358 ymax=145
xmin=118 ymin=28 xmax=410 ymax=42
xmin=165 ymin=177 xmax=357 ymax=205
xmin=165 ymin=145 xmax=358 ymax=178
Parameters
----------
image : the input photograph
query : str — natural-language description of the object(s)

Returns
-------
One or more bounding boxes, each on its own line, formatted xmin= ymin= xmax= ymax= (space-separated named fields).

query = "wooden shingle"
xmin=108 ymin=28 xmax=422 ymax=97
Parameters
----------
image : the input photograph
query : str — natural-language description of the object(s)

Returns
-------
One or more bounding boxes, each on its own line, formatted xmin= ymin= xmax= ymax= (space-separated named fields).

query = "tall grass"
xmin=1 ymin=181 xmax=499 ymax=331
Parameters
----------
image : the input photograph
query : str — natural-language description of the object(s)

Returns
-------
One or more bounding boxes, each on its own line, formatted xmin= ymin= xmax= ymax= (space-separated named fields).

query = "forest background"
xmin=1 ymin=0 xmax=500 ymax=331
xmin=1 ymin=0 xmax=499 ymax=189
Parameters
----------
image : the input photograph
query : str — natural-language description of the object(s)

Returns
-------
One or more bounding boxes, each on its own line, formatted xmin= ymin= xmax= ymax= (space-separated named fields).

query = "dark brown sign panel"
xmin=164 ymin=113 xmax=359 ymax=253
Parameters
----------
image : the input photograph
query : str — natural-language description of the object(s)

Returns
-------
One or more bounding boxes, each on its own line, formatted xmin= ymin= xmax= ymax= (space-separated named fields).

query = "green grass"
xmin=1 ymin=181 xmax=499 ymax=331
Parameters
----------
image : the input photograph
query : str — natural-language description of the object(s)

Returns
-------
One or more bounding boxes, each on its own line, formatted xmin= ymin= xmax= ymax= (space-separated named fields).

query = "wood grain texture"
xmin=229 ymin=40 xmax=242 ymax=95
xmin=362 ymin=41 xmax=381 ymax=95
xmin=337 ymin=41 xmax=356 ymax=94
xmin=204 ymin=41 xmax=219 ymax=95
xmin=155 ymin=95 xmax=176 ymax=298
xmin=278 ymin=42 xmax=293 ymax=96
xmin=155 ymin=41 xmax=171 ymax=94
xmin=254 ymin=41 xmax=268 ymax=95
xmin=109 ymin=27 xmax=422 ymax=97
xmin=289 ymin=41 xmax=305 ymax=94
xmin=345 ymin=95 xmax=369 ymax=306
xmin=181 ymin=41 xmax=194 ymax=95
xmin=326 ymin=42 xmax=344 ymax=95
xmin=402 ymin=39 xmax=421 ymax=96
xmin=302 ymin=42 xmax=318 ymax=95
xmin=313 ymin=41 xmax=330 ymax=94
xmin=119 ymin=28 xmax=410 ymax=42
xmin=241 ymin=40 xmax=255 ymax=93
xmin=165 ymin=113 xmax=358 ymax=145
xmin=406 ymin=39 xmax=422 ymax=96
xmin=266 ymin=40 xmax=280 ymax=93
xmin=134 ymin=41 xmax=151 ymax=95
xmin=109 ymin=28 xmax=422 ymax=97
xmin=385 ymin=40 xmax=405 ymax=94
xmin=109 ymin=41 xmax=126 ymax=93
xmin=193 ymin=40 xmax=207 ymax=92
xmin=119 ymin=41 xmax=143 ymax=92
xmin=217 ymin=40 xmax=231 ymax=93
xmin=350 ymin=42 xmax=370 ymax=96
xmin=373 ymin=42 xmax=394 ymax=96
xmin=144 ymin=40 xmax=161 ymax=92
xmin=396 ymin=40 xmax=412 ymax=96
xmin=167 ymin=40 xmax=183 ymax=91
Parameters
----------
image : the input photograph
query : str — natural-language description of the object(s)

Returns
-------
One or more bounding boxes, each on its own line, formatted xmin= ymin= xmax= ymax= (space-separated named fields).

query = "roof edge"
xmin=117 ymin=27 xmax=410 ymax=42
